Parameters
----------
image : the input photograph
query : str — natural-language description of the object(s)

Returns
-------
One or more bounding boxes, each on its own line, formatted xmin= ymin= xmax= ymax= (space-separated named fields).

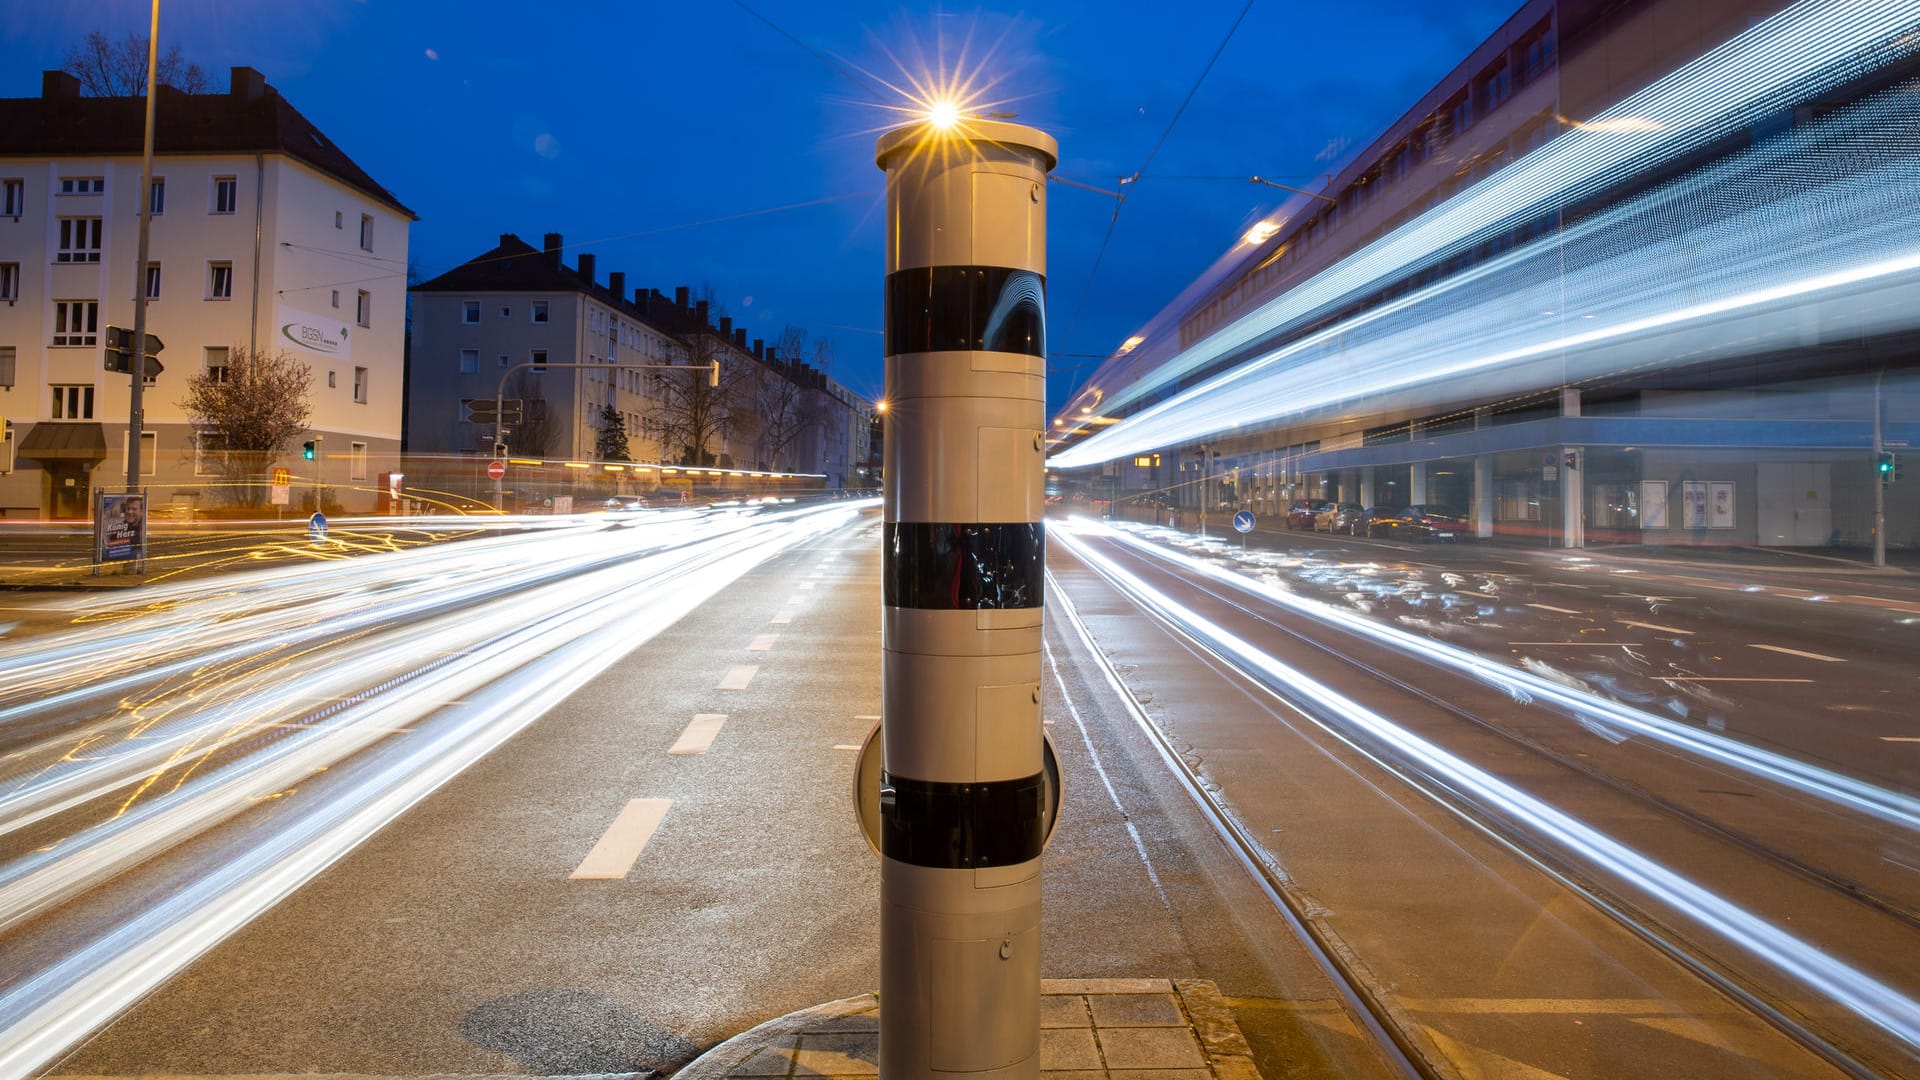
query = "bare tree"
xmin=177 ymin=345 xmax=313 ymax=505
xmin=648 ymin=334 xmax=741 ymax=467
xmin=753 ymin=327 xmax=815 ymax=472
xmin=64 ymin=31 xmax=209 ymax=96
xmin=507 ymin=371 xmax=554 ymax=458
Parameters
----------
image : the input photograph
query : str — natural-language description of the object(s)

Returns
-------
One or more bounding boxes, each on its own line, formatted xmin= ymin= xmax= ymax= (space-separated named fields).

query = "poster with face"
xmin=98 ymin=492 xmax=147 ymax=562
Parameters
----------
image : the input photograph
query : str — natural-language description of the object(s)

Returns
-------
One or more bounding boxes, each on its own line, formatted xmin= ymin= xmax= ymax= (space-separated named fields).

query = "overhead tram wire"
xmin=1057 ymin=0 xmax=1257 ymax=361
xmin=731 ymin=0 xmax=891 ymax=106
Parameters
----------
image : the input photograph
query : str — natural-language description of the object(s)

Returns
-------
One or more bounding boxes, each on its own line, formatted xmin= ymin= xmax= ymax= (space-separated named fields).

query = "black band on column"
xmin=886 ymin=265 xmax=1046 ymax=357
xmin=881 ymin=771 xmax=1047 ymax=868
xmin=884 ymin=522 xmax=1043 ymax=610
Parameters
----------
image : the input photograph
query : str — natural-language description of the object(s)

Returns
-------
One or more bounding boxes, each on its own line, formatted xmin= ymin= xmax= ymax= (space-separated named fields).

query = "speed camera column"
xmin=875 ymin=117 xmax=1056 ymax=1080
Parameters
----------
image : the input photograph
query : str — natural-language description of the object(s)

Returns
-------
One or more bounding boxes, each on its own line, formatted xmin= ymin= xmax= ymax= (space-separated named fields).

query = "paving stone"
xmin=1044 ymin=978 xmax=1174 ymax=995
xmin=1095 ymin=1027 xmax=1207 ymax=1071
xmin=792 ymin=1032 xmax=878 ymax=1077
xmin=1040 ymin=1027 xmax=1104 ymax=1071
xmin=1041 ymin=993 xmax=1092 ymax=1029
xmin=732 ymin=1046 xmax=799 ymax=1076
xmin=1089 ymin=992 xmax=1185 ymax=1028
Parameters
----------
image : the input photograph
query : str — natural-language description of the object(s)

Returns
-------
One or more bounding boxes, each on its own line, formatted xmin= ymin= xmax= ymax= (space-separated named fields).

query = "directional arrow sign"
xmin=464 ymin=398 xmax=523 ymax=424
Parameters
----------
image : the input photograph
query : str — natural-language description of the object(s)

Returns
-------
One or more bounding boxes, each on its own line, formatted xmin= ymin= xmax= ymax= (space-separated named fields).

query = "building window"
xmin=125 ymin=431 xmax=158 ymax=476
xmin=148 ymin=178 xmax=165 ymax=215
xmin=141 ymin=261 xmax=161 ymax=300
xmin=334 ymin=210 xmax=343 ymax=229
xmin=0 ymin=261 xmax=18 ymax=302
xmin=353 ymin=365 xmax=368 ymax=403
xmin=459 ymin=348 xmax=478 ymax=374
xmin=327 ymin=370 xmax=336 ymax=388
xmin=1 ymin=179 xmax=21 ymax=217
xmin=205 ymin=346 xmax=230 ymax=383
xmin=356 ymin=290 xmax=370 ymax=327
xmin=499 ymin=353 xmax=510 ymax=368
xmin=359 ymin=214 xmax=374 ymax=252
xmin=57 ymin=218 xmax=103 ymax=263
xmin=530 ymin=348 xmax=548 ymax=371
xmin=462 ymin=300 xmax=480 ymax=324
xmin=0 ymin=346 xmax=14 ymax=388
xmin=212 ymin=176 xmax=237 ymax=214
xmin=499 ymin=305 xmax=510 ymax=319
xmin=330 ymin=289 xmax=340 ymax=309
xmin=52 ymin=300 xmax=98 ymax=346
xmin=59 ymin=177 xmax=105 ymax=195
xmin=350 ymin=441 xmax=369 ymax=481
xmin=531 ymin=300 xmax=549 ymax=324
xmin=208 ymin=261 xmax=233 ymax=300
xmin=51 ymin=384 xmax=95 ymax=420
xmin=195 ymin=430 xmax=227 ymax=476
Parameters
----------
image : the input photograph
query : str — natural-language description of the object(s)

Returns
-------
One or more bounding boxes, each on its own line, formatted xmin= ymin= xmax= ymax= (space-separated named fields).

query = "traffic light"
xmin=302 ymin=441 xmax=316 ymax=461
xmin=1878 ymin=451 xmax=1896 ymax=481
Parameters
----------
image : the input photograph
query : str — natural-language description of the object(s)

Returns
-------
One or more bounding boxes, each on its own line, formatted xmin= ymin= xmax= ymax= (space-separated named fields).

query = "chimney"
xmin=229 ymin=66 xmax=267 ymax=103
xmin=734 ymin=328 xmax=747 ymax=350
xmin=608 ymin=271 xmax=625 ymax=301
xmin=694 ymin=300 xmax=710 ymax=328
xmin=542 ymin=232 xmax=563 ymax=267
xmin=719 ymin=316 xmax=732 ymax=341
xmin=577 ymin=253 xmax=596 ymax=286
xmin=675 ymin=286 xmax=690 ymax=312
xmin=498 ymin=232 xmax=518 ymax=248
xmin=41 ymin=70 xmax=80 ymax=100
xmin=753 ymin=339 xmax=764 ymax=360
xmin=767 ymin=347 xmax=779 ymax=364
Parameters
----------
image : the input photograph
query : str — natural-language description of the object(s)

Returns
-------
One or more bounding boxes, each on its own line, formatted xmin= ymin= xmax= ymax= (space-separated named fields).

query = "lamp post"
xmin=875 ymin=113 xmax=1056 ymax=1080
xmin=125 ymin=0 xmax=161 ymax=491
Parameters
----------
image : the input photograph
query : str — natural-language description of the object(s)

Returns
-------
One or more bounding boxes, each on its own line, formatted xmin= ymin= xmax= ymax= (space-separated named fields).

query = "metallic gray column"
xmin=875 ymin=118 xmax=1056 ymax=1080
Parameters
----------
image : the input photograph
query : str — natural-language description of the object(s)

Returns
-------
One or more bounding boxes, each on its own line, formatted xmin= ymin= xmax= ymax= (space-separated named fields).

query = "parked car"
xmin=1313 ymin=502 xmax=1367 ymax=534
xmin=1366 ymin=504 xmax=1467 ymax=541
xmin=1287 ymin=500 xmax=1333 ymax=529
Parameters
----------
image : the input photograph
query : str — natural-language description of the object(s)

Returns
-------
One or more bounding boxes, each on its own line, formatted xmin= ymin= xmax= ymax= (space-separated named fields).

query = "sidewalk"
xmin=672 ymin=979 xmax=1261 ymax=1080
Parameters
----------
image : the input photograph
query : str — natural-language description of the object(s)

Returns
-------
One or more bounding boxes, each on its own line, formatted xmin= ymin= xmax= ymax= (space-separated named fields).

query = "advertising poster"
xmin=1709 ymin=481 xmax=1735 ymax=529
xmin=276 ymin=303 xmax=352 ymax=362
xmin=97 ymin=492 xmax=148 ymax=563
xmin=1638 ymin=481 xmax=1668 ymax=529
xmin=1682 ymin=481 xmax=1710 ymax=529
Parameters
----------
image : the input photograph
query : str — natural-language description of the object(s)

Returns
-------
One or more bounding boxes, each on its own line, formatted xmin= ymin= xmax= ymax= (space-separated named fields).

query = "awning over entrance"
xmin=16 ymin=422 xmax=107 ymax=462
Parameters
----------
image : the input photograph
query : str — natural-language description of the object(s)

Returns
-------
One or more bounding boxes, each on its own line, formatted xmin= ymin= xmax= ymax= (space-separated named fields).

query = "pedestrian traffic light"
xmin=302 ymin=441 xmax=316 ymax=461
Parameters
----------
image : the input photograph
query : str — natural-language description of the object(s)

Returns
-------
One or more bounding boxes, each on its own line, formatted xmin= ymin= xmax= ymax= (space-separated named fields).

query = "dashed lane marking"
xmin=716 ymin=665 xmax=758 ymax=691
xmin=771 ymin=610 xmax=795 ymax=624
xmin=854 ymin=714 xmax=881 ymax=721
xmin=1881 ymin=736 xmax=1920 ymax=743
xmin=1620 ymin=619 xmax=1693 ymax=635
xmin=570 ymin=798 xmax=671 ymax=880
xmin=1656 ymin=676 xmax=1813 ymax=684
xmin=668 ymin=714 xmax=727 ymax=755
xmin=748 ymin=633 xmax=778 ymax=652
xmin=833 ymin=744 xmax=860 ymax=751
xmin=1526 ymin=603 xmax=1583 ymax=615
xmin=1748 ymin=643 xmax=1844 ymax=663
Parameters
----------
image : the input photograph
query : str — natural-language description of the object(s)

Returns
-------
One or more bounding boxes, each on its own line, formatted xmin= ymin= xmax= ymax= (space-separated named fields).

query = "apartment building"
xmin=0 ymin=67 xmax=413 ymax=517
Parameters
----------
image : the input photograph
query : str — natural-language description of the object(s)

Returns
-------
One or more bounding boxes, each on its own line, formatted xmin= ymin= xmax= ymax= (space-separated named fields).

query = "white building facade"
xmin=0 ymin=67 xmax=413 ymax=517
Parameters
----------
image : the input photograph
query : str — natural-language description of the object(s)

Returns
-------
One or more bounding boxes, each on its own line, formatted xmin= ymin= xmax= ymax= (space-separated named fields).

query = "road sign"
xmin=486 ymin=460 xmax=506 ymax=480
xmin=103 ymin=325 xmax=166 ymax=378
xmin=308 ymin=512 xmax=328 ymax=542
xmin=1233 ymin=509 xmax=1255 ymax=534
xmin=465 ymin=398 xmax=523 ymax=424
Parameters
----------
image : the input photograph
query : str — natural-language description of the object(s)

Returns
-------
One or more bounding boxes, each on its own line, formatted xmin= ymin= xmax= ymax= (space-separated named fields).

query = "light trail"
xmin=0 ymin=501 xmax=872 ymax=1078
xmin=1051 ymin=0 xmax=1920 ymax=466
xmin=1052 ymin=521 xmax=1920 ymax=1058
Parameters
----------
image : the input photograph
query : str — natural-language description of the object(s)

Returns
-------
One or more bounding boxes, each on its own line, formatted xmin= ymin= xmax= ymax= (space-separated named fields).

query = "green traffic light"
xmin=302 ymin=441 xmax=316 ymax=461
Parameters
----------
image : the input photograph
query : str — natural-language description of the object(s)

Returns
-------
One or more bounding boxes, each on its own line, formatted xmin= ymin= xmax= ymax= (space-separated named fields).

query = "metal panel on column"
xmin=876 ymin=116 xmax=1056 ymax=1080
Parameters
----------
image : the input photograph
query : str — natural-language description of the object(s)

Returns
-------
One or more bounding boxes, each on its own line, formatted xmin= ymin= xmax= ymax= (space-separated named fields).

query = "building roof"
xmin=0 ymin=68 xmax=415 ymax=219
xmin=17 ymin=422 xmax=106 ymax=462
xmin=412 ymin=233 xmax=683 ymax=339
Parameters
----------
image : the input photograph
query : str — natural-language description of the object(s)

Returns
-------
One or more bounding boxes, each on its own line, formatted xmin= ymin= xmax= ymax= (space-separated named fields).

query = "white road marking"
xmin=1881 ymin=736 xmax=1920 ymax=743
xmin=1457 ymin=589 xmax=1498 ymax=598
xmin=1655 ymin=677 xmax=1813 ymax=683
xmin=797 ymin=581 xmax=816 ymax=590
xmin=1505 ymin=634 xmax=1643 ymax=641
xmin=747 ymin=633 xmax=778 ymax=652
xmin=1526 ymin=603 xmax=1583 ymax=615
xmin=716 ymin=665 xmax=758 ymax=691
xmin=854 ymin=714 xmax=881 ymax=721
xmin=771 ymin=610 xmax=795 ymax=624
xmin=570 ymin=799 xmax=671 ymax=880
xmin=668 ymin=714 xmax=727 ymax=755
xmin=1748 ymin=643 xmax=1844 ymax=663
xmin=1621 ymin=619 xmax=1693 ymax=635
xmin=833 ymin=744 xmax=861 ymax=751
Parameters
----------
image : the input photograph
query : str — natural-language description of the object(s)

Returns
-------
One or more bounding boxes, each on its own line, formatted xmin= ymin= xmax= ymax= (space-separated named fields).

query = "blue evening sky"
xmin=2 ymin=1 xmax=1522 ymax=413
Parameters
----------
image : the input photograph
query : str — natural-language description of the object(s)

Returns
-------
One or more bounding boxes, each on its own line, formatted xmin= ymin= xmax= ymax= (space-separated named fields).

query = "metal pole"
xmin=876 ymin=117 xmax=1055 ymax=1080
xmin=126 ymin=0 xmax=160 ymax=491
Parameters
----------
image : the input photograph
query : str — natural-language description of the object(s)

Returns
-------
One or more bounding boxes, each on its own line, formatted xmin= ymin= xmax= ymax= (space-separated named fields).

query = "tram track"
xmin=1049 ymin=521 xmax=1920 ymax=1079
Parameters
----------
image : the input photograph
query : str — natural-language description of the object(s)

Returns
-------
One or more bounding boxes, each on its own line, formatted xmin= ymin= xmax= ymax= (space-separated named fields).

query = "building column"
xmin=1562 ymin=447 xmax=1585 ymax=548
xmin=1410 ymin=461 xmax=1427 ymax=505
xmin=1360 ymin=467 xmax=1376 ymax=508
xmin=1474 ymin=455 xmax=1494 ymax=538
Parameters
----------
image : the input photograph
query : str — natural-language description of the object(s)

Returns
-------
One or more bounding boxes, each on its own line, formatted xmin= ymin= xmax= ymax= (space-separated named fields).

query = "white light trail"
xmin=1053 ymin=523 xmax=1920 ymax=1053
xmin=1052 ymin=0 xmax=1920 ymax=467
